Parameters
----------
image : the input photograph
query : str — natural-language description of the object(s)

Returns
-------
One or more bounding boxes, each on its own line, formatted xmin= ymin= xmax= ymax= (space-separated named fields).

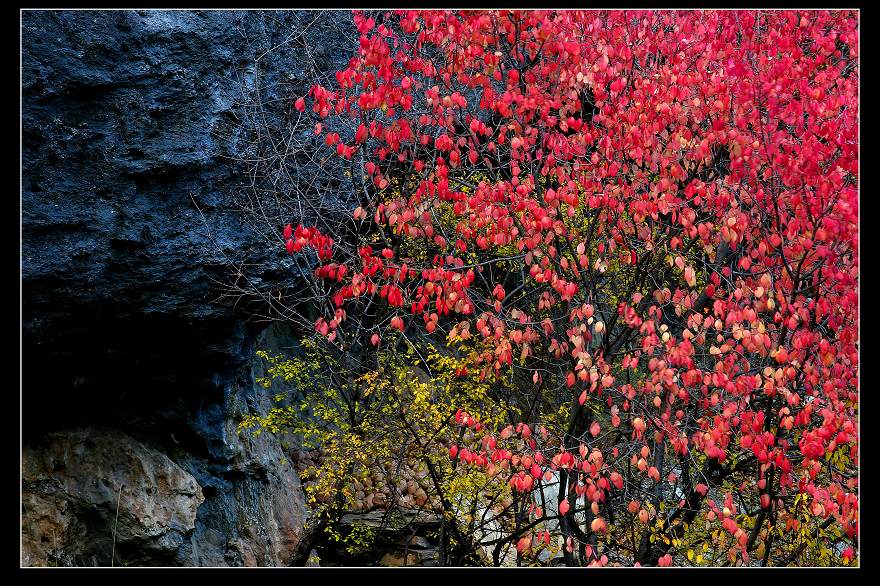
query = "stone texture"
xmin=324 ymin=510 xmax=443 ymax=566
xmin=21 ymin=10 xmax=355 ymax=566
xmin=22 ymin=427 xmax=204 ymax=566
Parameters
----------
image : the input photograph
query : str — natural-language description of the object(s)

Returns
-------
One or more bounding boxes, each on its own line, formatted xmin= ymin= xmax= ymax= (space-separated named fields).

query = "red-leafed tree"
xmin=275 ymin=10 xmax=858 ymax=566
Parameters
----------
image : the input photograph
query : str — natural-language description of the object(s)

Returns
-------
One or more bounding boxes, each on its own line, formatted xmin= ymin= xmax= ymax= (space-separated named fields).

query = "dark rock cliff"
xmin=21 ymin=10 xmax=356 ymax=566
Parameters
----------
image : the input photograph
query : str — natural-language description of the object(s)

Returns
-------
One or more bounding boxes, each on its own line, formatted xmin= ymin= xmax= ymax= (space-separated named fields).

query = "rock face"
xmin=323 ymin=511 xmax=443 ymax=567
xmin=22 ymin=427 xmax=205 ymax=566
xmin=21 ymin=10 xmax=355 ymax=566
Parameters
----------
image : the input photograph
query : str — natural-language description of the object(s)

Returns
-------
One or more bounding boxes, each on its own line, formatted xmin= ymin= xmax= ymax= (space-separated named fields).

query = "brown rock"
xmin=22 ymin=427 xmax=204 ymax=566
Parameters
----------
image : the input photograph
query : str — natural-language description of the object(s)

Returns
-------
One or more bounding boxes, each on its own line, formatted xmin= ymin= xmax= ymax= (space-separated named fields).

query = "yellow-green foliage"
xmin=239 ymin=334 xmax=515 ymax=520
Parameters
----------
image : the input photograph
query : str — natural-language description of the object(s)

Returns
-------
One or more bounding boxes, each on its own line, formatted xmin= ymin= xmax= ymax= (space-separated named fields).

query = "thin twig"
xmin=111 ymin=484 xmax=123 ymax=567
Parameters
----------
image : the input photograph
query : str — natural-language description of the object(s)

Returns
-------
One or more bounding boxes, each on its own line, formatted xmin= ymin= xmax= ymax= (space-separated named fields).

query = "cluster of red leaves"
xmin=284 ymin=223 xmax=333 ymax=261
xmin=285 ymin=10 xmax=858 ymax=565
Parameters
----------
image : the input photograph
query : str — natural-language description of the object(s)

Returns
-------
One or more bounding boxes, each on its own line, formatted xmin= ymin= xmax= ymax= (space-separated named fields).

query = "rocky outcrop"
xmin=21 ymin=10 xmax=355 ymax=566
xmin=321 ymin=510 xmax=444 ymax=567
xmin=22 ymin=427 xmax=204 ymax=566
